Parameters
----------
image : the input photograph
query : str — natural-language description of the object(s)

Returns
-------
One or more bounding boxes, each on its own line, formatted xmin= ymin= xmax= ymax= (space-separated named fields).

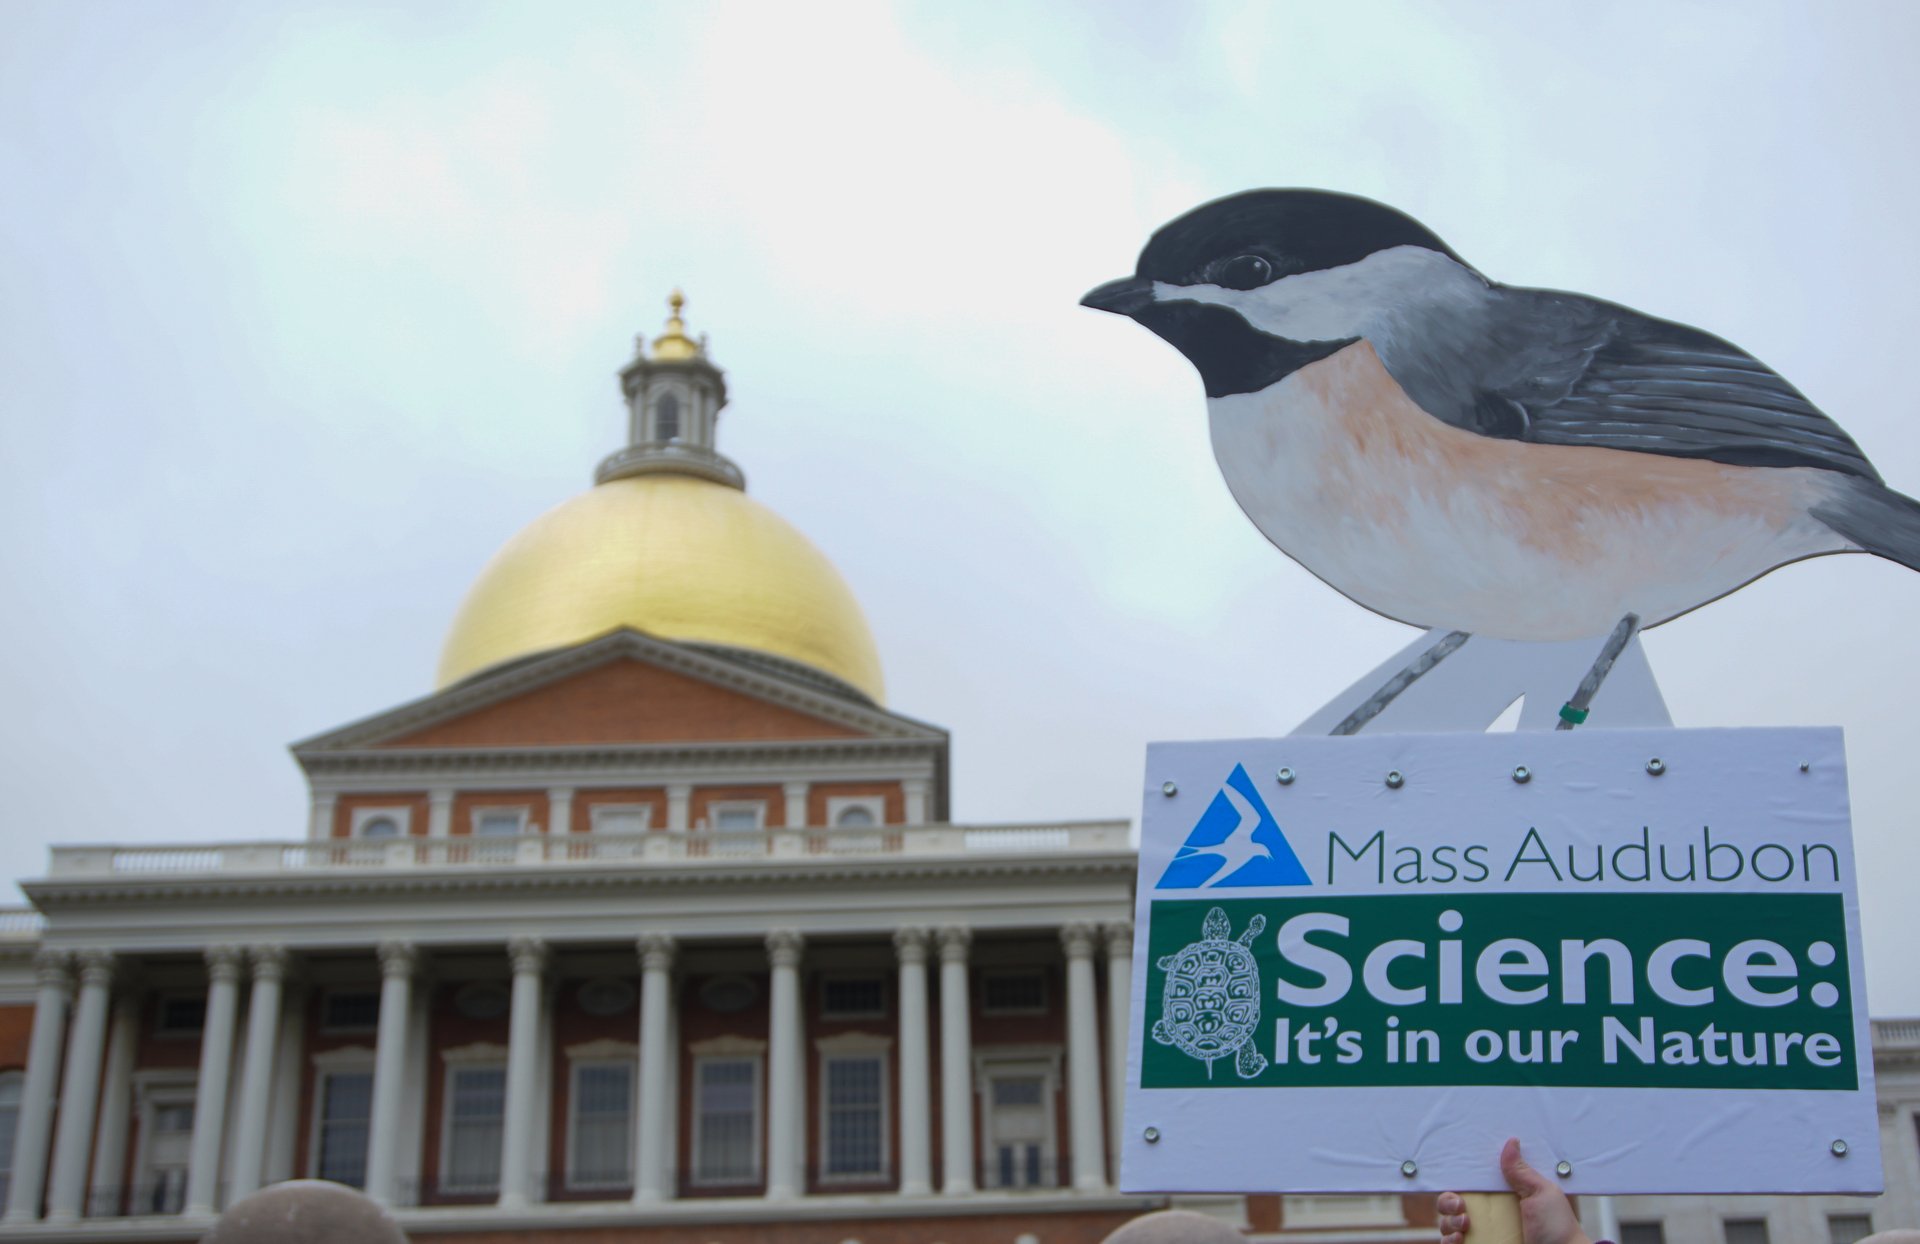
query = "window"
xmin=1621 ymin=1224 xmax=1668 ymax=1244
xmin=314 ymin=1071 xmax=373 ymax=1188
xmin=320 ymin=990 xmax=381 ymax=1033
xmin=692 ymin=1057 xmax=760 ymax=1185
xmin=709 ymin=802 xmax=764 ymax=831
xmin=826 ymin=796 xmax=885 ymax=828
xmin=1282 ymin=1195 xmax=1404 ymax=1227
xmin=0 ymin=1071 xmax=21 ymax=1208
xmin=473 ymin=808 xmax=527 ymax=836
xmin=835 ymin=805 xmax=876 ymax=827
xmin=1724 ymin=1220 xmax=1771 ymax=1244
xmin=983 ymin=1072 xmax=1050 ymax=1189
xmin=653 ymin=392 xmax=680 ymax=442
xmin=1828 ymin=1214 xmax=1874 ymax=1244
xmin=982 ymin=969 xmax=1047 ymax=1015
xmin=821 ymin=1054 xmax=887 ymax=1181
xmin=135 ymin=1090 xmax=195 ymax=1214
xmin=590 ymin=805 xmax=651 ymax=835
xmin=442 ymin=1065 xmax=507 ymax=1193
xmin=821 ymin=976 xmax=886 ymax=1020
xmin=568 ymin=1062 xmax=634 ymax=1190
xmin=350 ymin=806 xmax=411 ymax=838
xmin=155 ymin=994 xmax=206 ymax=1036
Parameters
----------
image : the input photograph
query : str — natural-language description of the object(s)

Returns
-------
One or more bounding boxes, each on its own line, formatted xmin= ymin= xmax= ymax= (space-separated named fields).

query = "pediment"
xmin=293 ymin=629 xmax=944 ymax=754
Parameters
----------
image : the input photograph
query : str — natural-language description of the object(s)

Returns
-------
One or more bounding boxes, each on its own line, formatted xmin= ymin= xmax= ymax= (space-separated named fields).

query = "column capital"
xmin=936 ymin=925 xmax=971 ymax=964
xmin=782 ymin=781 xmax=810 ymax=796
xmin=1103 ymin=920 xmax=1134 ymax=957
xmin=1060 ymin=922 xmax=1099 ymax=960
xmin=765 ymin=929 xmax=805 ymax=968
xmin=33 ymin=948 xmax=73 ymax=990
xmin=205 ymin=945 xmax=246 ymax=983
xmin=893 ymin=927 xmax=930 ymax=965
xmin=508 ymin=937 xmax=549 ymax=976
xmin=637 ymin=933 xmax=677 ymax=972
xmin=377 ymin=940 xmax=418 ymax=980
xmin=76 ymin=949 xmax=116 ymax=989
xmin=548 ymin=785 xmax=575 ymax=800
xmin=250 ymin=946 xmax=291 ymax=982
xmin=428 ymin=787 xmax=454 ymax=806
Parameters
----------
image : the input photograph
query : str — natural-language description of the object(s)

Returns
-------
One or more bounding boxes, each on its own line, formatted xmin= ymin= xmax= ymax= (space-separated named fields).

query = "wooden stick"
xmin=1460 ymin=1191 xmax=1523 ymax=1243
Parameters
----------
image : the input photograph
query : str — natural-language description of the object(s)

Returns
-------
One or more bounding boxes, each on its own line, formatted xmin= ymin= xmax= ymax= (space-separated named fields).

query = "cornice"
xmin=21 ymin=851 xmax=1138 ymax=910
xmin=299 ymin=736 xmax=944 ymax=779
xmin=292 ymin=629 xmax=947 ymax=759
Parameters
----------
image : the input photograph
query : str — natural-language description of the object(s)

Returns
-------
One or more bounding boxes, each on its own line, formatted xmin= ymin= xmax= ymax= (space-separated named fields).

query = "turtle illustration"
xmin=1152 ymin=906 xmax=1269 ymax=1080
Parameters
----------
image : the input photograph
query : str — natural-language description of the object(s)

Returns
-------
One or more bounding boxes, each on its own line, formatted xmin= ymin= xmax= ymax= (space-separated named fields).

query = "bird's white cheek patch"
xmin=1153 ymin=247 xmax=1468 ymax=343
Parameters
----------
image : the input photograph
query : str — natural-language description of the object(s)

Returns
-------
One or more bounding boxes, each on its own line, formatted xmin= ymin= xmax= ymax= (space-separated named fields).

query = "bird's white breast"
xmin=1207 ymin=341 xmax=1848 ymax=639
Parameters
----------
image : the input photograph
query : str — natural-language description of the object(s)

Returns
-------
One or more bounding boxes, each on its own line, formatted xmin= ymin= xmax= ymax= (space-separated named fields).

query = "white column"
xmin=498 ymin=938 xmax=548 ymax=1207
xmin=89 ymin=989 xmax=139 ymax=1217
xmin=782 ymin=782 xmax=809 ymax=829
xmin=225 ymin=946 xmax=288 ymax=1200
xmin=903 ymin=778 xmax=931 ymax=825
xmin=764 ymin=930 xmax=805 ymax=1200
xmin=364 ymin=941 xmax=417 ymax=1206
xmin=45 ymin=952 xmax=114 ymax=1222
xmin=4 ymin=951 xmax=73 ymax=1222
xmin=427 ymin=788 xmax=454 ymax=837
xmin=633 ymin=934 xmax=676 ymax=1203
xmin=666 ymin=784 xmax=692 ymax=831
xmin=308 ymin=791 xmax=338 ymax=840
xmin=548 ymin=787 xmax=574 ymax=837
xmin=937 ymin=926 xmax=973 ymax=1196
xmin=184 ymin=946 xmax=243 ymax=1215
xmin=894 ymin=928 xmax=932 ymax=1196
xmin=1103 ymin=921 xmax=1132 ymax=1167
xmin=264 ymin=983 xmax=307 ymax=1185
xmin=1061 ymin=923 xmax=1107 ymax=1191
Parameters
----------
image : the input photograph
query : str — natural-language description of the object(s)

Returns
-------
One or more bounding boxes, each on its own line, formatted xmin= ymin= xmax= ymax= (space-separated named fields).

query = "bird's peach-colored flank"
xmin=1207 ymin=340 xmax=1847 ymax=638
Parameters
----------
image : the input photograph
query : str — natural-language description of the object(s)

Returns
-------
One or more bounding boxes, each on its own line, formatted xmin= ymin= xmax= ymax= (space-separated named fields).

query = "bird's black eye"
xmin=1216 ymin=254 xmax=1273 ymax=290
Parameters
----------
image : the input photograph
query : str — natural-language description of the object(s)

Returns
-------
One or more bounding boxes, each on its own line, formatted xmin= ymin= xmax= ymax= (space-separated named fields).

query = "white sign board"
xmin=1122 ymin=727 xmax=1880 ymax=1196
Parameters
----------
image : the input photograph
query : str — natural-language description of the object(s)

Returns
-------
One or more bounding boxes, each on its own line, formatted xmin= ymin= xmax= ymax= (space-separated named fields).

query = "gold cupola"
xmin=436 ymin=294 xmax=886 ymax=702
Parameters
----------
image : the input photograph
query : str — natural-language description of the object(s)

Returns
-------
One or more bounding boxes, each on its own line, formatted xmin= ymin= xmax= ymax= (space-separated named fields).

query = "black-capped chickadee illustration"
xmin=1083 ymin=189 xmax=1920 ymax=732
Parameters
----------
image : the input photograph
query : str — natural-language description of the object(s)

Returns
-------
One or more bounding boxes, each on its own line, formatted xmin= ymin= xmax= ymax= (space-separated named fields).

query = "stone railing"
xmin=45 ymin=821 xmax=1132 ymax=878
xmin=1875 ymin=1018 xmax=1920 ymax=1047
xmin=0 ymin=907 xmax=47 ymax=938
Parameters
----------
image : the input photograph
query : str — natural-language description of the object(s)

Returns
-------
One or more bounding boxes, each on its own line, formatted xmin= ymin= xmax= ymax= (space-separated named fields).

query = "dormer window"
xmin=653 ymin=392 xmax=681 ymax=442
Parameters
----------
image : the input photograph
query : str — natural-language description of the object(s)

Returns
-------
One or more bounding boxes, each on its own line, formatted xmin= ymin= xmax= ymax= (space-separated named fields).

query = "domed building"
xmin=0 ymin=300 xmax=1150 ymax=1244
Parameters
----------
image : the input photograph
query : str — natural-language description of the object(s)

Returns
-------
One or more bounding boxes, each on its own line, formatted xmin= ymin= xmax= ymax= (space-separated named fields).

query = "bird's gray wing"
xmin=1389 ymin=288 xmax=1882 ymax=482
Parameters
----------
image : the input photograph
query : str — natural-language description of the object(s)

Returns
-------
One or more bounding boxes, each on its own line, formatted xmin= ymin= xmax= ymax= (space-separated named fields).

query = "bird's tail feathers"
xmin=1811 ymin=477 xmax=1920 ymax=573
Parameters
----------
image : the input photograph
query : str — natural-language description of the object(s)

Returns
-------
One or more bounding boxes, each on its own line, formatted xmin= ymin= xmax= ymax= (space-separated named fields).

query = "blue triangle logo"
xmin=1155 ymin=763 xmax=1312 ymax=889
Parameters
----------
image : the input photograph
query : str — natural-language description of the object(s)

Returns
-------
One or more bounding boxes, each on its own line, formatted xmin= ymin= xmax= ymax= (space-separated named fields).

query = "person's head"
xmin=200 ymin=1180 xmax=408 ymax=1244
xmin=1101 ymin=1208 xmax=1246 ymax=1244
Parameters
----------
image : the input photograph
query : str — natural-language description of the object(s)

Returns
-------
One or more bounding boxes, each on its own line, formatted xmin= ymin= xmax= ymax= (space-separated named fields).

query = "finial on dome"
xmin=650 ymin=288 xmax=703 ymax=362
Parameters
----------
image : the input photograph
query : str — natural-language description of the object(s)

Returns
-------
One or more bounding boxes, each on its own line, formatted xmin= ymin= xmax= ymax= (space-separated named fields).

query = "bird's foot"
xmin=1555 ymin=613 xmax=1641 ymax=731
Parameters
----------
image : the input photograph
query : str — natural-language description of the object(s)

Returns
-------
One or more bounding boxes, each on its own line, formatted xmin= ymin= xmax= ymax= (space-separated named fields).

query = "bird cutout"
xmin=1169 ymin=781 xmax=1274 ymax=887
xmin=1084 ymin=190 xmax=1920 ymax=733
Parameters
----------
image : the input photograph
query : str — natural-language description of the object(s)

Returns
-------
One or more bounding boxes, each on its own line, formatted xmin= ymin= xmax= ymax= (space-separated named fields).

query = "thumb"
xmin=1500 ymin=1137 xmax=1554 ymax=1200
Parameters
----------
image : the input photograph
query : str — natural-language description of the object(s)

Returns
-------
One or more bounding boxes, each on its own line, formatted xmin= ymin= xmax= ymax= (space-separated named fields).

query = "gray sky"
xmin=4 ymin=1 xmax=1919 ymax=1012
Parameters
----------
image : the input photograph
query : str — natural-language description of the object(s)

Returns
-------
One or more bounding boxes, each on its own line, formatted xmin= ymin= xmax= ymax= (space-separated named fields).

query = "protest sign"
xmin=1122 ymin=726 xmax=1880 ymax=1196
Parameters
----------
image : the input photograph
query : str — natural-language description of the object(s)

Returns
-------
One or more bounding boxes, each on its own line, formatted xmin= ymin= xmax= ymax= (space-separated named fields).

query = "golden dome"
xmin=437 ymin=474 xmax=885 ymax=700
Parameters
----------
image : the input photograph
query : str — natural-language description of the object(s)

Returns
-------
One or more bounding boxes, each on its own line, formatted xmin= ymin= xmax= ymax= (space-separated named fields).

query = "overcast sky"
xmin=4 ymin=1 xmax=1919 ymax=1012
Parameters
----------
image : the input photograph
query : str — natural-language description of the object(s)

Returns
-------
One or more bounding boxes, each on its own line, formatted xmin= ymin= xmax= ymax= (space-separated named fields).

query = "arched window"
xmin=653 ymin=393 xmax=681 ymax=442
xmin=835 ymin=805 xmax=877 ymax=828
xmin=359 ymin=816 xmax=400 ymax=840
xmin=0 ymin=1070 xmax=23 ymax=1206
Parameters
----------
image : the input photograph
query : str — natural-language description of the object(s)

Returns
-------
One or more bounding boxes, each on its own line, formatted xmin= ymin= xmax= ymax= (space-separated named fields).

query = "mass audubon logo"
xmin=1156 ymin=763 xmax=1312 ymax=889
xmin=1151 ymin=905 xmax=1269 ymax=1080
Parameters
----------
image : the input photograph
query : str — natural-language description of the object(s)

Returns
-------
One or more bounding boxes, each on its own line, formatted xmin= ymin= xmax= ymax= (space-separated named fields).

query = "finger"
xmin=1437 ymin=1191 xmax=1465 ymax=1214
xmin=1500 ymin=1136 xmax=1553 ymax=1199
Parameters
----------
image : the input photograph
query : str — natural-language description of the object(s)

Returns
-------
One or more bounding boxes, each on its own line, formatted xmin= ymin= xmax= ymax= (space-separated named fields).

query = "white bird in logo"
xmin=1177 ymin=784 xmax=1273 ymax=887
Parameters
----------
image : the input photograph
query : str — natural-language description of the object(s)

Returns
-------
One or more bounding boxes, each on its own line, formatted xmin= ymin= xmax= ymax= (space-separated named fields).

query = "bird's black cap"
xmin=1133 ymin=188 xmax=1461 ymax=286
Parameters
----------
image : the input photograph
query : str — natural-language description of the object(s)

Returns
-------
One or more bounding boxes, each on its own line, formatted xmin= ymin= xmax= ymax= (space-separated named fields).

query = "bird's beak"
xmin=1080 ymin=276 xmax=1156 ymax=317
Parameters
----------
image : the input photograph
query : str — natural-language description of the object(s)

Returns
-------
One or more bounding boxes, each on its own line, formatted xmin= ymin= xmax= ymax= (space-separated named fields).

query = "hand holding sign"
xmin=1440 ymin=1143 xmax=1590 ymax=1244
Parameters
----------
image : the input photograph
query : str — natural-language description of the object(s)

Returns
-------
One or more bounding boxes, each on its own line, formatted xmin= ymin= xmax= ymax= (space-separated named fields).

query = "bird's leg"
xmin=1331 ymin=630 xmax=1471 ymax=736
xmin=1555 ymin=613 xmax=1641 ymax=731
